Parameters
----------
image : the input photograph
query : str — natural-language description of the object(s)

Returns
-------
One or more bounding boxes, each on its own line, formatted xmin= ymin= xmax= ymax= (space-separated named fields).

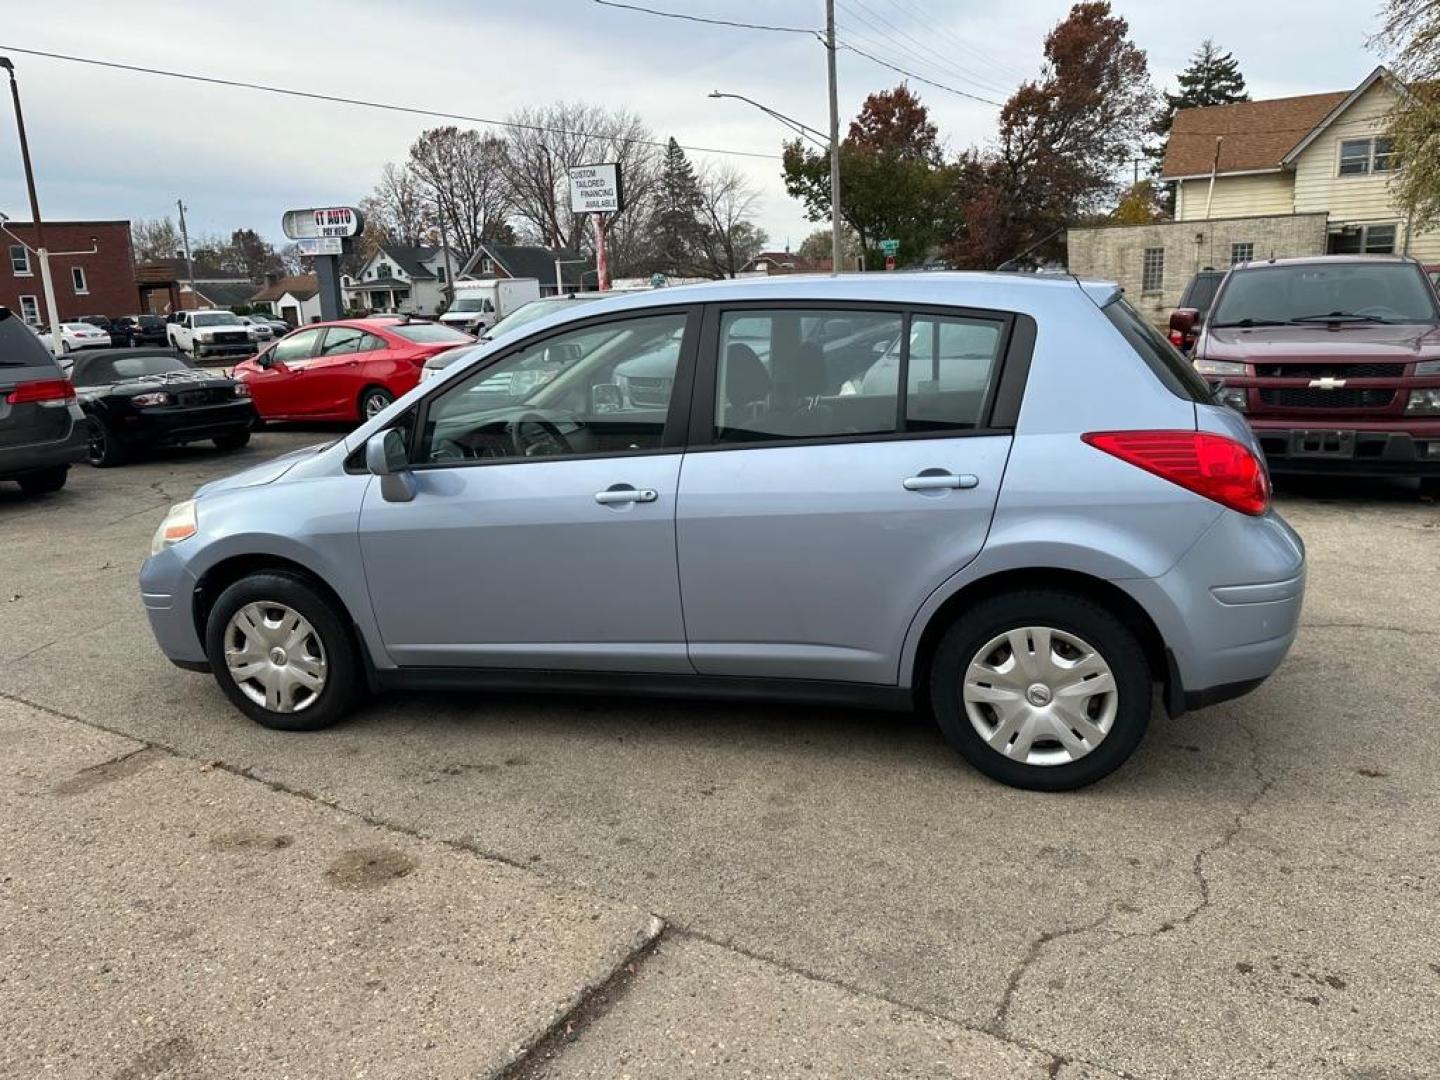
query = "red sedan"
xmin=234 ymin=318 xmax=475 ymax=422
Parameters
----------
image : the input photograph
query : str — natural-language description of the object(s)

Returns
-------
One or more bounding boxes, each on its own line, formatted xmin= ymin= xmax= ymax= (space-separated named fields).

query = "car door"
xmin=357 ymin=306 xmax=699 ymax=672
xmin=675 ymin=303 xmax=1025 ymax=685
xmin=245 ymin=328 xmax=321 ymax=418
xmin=308 ymin=326 xmax=372 ymax=417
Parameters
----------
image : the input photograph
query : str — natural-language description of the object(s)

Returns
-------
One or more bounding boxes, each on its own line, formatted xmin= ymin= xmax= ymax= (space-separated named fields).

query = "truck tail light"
xmin=1082 ymin=430 xmax=1270 ymax=516
xmin=6 ymin=377 xmax=76 ymax=407
xmin=1168 ymin=329 xmax=1184 ymax=346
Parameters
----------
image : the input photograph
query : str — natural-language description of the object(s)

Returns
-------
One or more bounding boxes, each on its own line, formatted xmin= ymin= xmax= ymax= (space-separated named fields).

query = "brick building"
xmin=0 ymin=219 xmax=139 ymax=325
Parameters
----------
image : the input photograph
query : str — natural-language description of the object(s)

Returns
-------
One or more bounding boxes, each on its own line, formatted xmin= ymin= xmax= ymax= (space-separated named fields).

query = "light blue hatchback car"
xmin=141 ymin=273 xmax=1305 ymax=790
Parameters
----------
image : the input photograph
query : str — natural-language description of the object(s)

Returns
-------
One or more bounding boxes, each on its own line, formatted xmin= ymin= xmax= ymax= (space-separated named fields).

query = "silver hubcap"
xmin=962 ymin=626 xmax=1118 ymax=767
xmin=224 ymin=602 xmax=327 ymax=713
xmin=364 ymin=393 xmax=390 ymax=418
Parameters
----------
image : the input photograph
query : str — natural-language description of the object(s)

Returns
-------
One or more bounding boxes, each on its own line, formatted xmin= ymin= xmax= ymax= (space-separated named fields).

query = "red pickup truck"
xmin=1172 ymin=255 xmax=1440 ymax=492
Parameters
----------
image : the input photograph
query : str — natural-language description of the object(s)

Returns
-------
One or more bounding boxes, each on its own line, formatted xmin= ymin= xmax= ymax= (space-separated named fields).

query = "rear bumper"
xmin=0 ymin=423 xmax=89 ymax=480
xmin=1247 ymin=418 xmax=1440 ymax=476
xmin=113 ymin=402 xmax=257 ymax=447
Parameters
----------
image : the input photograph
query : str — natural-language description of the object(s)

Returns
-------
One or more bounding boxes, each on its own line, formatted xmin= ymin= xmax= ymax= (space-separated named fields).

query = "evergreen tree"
xmin=654 ymin=137 xmax=704 ymax=275
xmin=1148 ymin=39 xmax=1249 ymax=210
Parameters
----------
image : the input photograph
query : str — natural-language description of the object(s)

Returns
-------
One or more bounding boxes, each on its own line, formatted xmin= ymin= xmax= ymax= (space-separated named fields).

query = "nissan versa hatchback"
xmin=140 ymin=274 xmax=1306 ymax=791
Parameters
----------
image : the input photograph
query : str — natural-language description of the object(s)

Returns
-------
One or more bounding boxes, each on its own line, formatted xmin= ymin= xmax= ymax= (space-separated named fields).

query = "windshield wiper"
xmin=1289 ymin=312 xmax=1390 ymax=324
xmin=1210 ymin=318 xmax=1288 ymax=328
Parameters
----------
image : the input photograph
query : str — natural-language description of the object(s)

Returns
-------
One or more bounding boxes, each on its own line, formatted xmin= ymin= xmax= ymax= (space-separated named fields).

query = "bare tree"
xmin=363 ymin=162 xmax=434 ymax=247
xmin=693 ymin=162 xmax=767 ymax=278
xmin=498 ymin=102 xmax=662 ymax=272
xmin=406 ymin=127 xmax=512 ymax=260
xmin=130 ymin=217 xmax=183 ymax=263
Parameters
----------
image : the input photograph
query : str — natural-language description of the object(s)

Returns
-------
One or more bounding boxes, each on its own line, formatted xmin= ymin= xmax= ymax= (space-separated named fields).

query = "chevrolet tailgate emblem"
xmin=1308 ymin=377 xmax=1347 ymax=389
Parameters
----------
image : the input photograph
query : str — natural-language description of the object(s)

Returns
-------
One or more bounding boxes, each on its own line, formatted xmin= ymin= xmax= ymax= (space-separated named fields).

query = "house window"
xmin=10 ymin=244 xmax=30 ymax=276
xmin=482 ymin=258 xmax=494 ymax=273
xmin=1141 ymin=247 xmax=1165 ymax=293
xmin=1339 ymin=137 xmax=1396 ymax=177
xmin=71 ymin=266 xmax=88 ymax=295
xmin=375 ymin=263 xmax=391 ymax=280
xmin=1327 ymin=223 xmax=1398 ymax=255
xmin=436 ymin=265 xmax=447 ymax=284
xmin=1230 ymin=242 xmax=1254 ymax=265
xmin=19 ymin=294 xmax=39 ymax=323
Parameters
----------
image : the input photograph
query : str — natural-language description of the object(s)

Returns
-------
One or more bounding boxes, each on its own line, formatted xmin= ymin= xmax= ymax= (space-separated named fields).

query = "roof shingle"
xmin=1160 ymin=91 xmax=1349 ymax=178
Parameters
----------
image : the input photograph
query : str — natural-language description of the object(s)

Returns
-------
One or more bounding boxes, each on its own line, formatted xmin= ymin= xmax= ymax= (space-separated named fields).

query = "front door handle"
xmin=903 ymin=470 xmax=979 ymax=492
xmin=594 ymin=485 xmax=658 ymax=506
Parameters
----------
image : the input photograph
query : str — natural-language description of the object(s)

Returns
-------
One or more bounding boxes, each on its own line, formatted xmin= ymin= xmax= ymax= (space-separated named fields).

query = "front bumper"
xmin=140 ymin=546 xmax=208 ymax=667
xmin=193 ymin=340 xmax=257 ymax=359
xmin=1246 ymin=420 xmax=1440 ymax=476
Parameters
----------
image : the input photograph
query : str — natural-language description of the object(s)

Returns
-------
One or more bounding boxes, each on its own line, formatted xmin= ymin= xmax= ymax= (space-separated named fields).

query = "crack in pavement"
xmin=1303 ymin=620 xmax=1440 ymax=638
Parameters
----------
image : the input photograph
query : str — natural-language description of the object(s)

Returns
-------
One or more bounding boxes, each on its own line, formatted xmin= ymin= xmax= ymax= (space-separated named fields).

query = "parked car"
xmin=239 ymin=315 xmax=275 ymax=342
xmin=38 ymin=321 xmax=112 ymax=357
xmin=71 ymin=349 xmax=256 ymax=467
xmin=77 ymin=315 xmax=128 ymax=347
xmin=0 ymin=306 xmax=87 ymax=494
xmin=166 ymin=310 xmax=259 ymax=361
xmin=233 ymin=317 xmax=474 ymax=422
xmin=1187 ymin=254 xmax=1440 ymax=491
xmin=249 ymin=313 xmax=290 ymax=336
xmin=140 ymin=273 xmax=1305 ymax=791
xmin=1167 ymin=268 xmax=1227 ymax=352
xmin=113 ymin=314 xmax=169 ymax=347
xmin=420 ymin=295 xmax=607 ymax=381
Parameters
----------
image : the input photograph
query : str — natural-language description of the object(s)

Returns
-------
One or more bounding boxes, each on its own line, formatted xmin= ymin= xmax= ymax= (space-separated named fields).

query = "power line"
xmin=836 ymin=0 xmax=1017 ymax=99
xmin=837 ymin=39 xmax=1005 ymax=107
xmin=0 ymin=43 xmax=783 ymax=161
xmin=591 ymin=0 xmax=818 ymax=34
xmin=876 ymin=0 xmax=1034 ymax=87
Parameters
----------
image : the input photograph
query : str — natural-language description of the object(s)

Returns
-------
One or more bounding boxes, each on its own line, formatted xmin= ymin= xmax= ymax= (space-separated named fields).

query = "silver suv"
xmin=140 ymin=274 xmax=1305 ymax=791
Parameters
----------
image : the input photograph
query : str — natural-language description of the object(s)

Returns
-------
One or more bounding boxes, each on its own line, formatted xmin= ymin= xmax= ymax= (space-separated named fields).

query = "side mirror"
xmin=366 ymin=429 xmax=416 ymax=503
xmin=1169 ymin=307 xmax=1200 ymax=337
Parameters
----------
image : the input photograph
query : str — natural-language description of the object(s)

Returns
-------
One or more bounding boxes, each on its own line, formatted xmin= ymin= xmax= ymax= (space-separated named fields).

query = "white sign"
xmin=281 ymin=206 xmax=364 ymax=240
xmin=569 ymin=163 xmax=624 ymax=214
xmin=297 ymin=237 xmax=343 ymax=257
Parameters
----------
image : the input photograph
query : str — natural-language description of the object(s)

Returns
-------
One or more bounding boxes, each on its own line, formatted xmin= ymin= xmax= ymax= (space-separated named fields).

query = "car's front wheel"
xmin=205 ymin=571 xmax=363 ymax=731
xmin=213 ymin=430 xmax=251 ymax=451
xmin=928 ymin=590 xmax=1151 ymax=791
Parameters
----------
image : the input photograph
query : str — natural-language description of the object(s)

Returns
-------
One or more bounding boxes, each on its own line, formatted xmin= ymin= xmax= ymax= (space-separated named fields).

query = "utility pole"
xmin=825 ymin=0 xmax=841 ymax=276
xmin=0 ymin=57 xmax=62 ymax=354
xmin=176 ymin=198 xmax=196 ymax=308
xmin=436 ymin=206 xmax=455 ymax=308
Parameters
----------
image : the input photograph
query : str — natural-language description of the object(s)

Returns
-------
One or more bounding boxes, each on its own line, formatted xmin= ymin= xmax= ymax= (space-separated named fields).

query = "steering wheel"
xmin=509 ymin=411 xmax=574 ymax=457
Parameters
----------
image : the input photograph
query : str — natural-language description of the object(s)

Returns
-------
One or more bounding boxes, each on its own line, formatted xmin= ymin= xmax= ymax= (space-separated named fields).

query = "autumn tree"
xmin=946 ymin=2 xmax=1156 ymax=268
xmin=364 ymin=162 xmax=434 ymax=247
xmin=1376 ymin=0 xmax=1440 ymax=228
xmin=796 ymin=225 xmax=859 ymax=267
xmin=783 ymin=84 xmax=955 ymax=267
xmin=226 ymin=228 xmax=285 ymax=281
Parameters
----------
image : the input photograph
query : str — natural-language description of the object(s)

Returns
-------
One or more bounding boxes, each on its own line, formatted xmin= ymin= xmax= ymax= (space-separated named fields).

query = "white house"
xmin=250 ymin=273 xmax=322 ymax=326
xmin=342 ymin=244 xmax=460 ymax=315
xmin=459 ymin=242 xmax=592 ymax=296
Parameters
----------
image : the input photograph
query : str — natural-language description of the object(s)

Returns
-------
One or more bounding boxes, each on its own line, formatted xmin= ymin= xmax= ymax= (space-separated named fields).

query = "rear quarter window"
xmin=1104 ymin=297 xmax=1212 ymax=403
xmin=0 ymin=311 xmax=61 ymax=368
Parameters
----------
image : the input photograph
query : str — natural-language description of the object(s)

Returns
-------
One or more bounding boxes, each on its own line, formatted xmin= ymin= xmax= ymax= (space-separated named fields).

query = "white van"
xmin=439 ymin=278 xmax=542 ymax=334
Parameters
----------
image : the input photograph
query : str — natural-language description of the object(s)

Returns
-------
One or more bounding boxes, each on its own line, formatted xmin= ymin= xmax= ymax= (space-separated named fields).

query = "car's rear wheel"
xmin=928 ymin=590 xmax=1151 ymax=791
xmin=87 ymin=418 xmax=126 ymax=467
xmin=213 ymin=430 xmax=251 ymax=451
xmin=204 ymin=571 xmax=362 ymax=732
xmin=16 ymin=465 xmax=68 ymax=495
xmin=359 ymin=386 xmax=394 ymax=421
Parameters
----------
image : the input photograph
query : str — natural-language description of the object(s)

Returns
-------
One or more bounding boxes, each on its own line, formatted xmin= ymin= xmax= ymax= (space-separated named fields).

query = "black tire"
xmin=1420 ymin=477 xmax=1440 ymax=501
xmin=358 ymin=386 xmax=394 ymax=422
xmin=16 ymin=465 xmax=68 ymax=495
xmin=928 ymin=590 xmax=1151 ymax=792
xmin=204 ymin=571 xmax=363 ymax=732
xmin=213 ymin=430 xmax=251 ymax=451
xmin=86 ymin=418 xmax=126 ymax=467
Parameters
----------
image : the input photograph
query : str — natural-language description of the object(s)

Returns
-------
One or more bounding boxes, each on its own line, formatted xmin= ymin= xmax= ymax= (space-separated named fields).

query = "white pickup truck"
xmin=167 ymin=310 xmax=259 ymax=362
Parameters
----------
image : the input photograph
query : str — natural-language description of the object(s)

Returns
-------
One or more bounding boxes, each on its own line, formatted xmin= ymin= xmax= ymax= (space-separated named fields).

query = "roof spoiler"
xmin=1078 ymin=281 xmax=1122 ymax=309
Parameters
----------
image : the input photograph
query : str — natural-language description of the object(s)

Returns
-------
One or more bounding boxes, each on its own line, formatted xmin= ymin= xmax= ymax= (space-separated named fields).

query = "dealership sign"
xmin=569 ymin=163 xmax=624 ymax=214
xmin=297 ymin=237 xmax=344 ymax=256
xmin=282 ymin=206 xmax=364 ymax=240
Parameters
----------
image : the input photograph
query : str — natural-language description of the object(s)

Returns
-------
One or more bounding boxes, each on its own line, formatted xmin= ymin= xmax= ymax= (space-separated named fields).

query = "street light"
xmin=0 ymin=56 xmax=62 ymax=352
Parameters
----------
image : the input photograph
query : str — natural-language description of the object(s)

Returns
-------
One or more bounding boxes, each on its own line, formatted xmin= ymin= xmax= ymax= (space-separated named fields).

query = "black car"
xmin=71 ymin=348 xmax=257 ymax=467
xmin=111 ymin=314 xmax=169 ymax=348
xmin=0 ymin=306 xmax=88 ymax=494
xmin=78 ymin=314 xmax=128 ymax=347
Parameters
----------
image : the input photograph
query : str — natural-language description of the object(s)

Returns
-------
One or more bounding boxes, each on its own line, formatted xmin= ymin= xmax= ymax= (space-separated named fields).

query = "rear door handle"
xmin=594 ymin=485 xmax=658 ymax=505
xmin=903 ymin=471 xmax=978 ymax=492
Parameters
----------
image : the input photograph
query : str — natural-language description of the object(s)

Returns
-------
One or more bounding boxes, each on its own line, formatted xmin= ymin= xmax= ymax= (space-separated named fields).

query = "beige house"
xmin=1068 ymin=66 xmax=1429 ymax=324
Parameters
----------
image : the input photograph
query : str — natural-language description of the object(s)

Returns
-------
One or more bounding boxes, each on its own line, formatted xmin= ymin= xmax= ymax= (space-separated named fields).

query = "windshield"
xmin=193 ymin=312 xmax=241 ymax=327
xmin=447 ymin=297 xmax=487 ymax=312
xmin=487 ymin=297 xmax=603 ymax=339
xmin=74 ymin=353 xmax=192 ymax=386
xmin=390 ymin=323 xmax=474 ymax=344
xmin=1211 ymin=262 xmax=1440 ymax=326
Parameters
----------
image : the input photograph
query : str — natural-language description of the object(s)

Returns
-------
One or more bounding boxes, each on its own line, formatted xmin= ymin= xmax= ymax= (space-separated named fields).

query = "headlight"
xmin=232 ymin=381 xmax=251 ymax=398
xmin=132 ymin=391 xmax=172 ymax=407
xmin=151 ymin=500 xmax=198 ymax=555
xmin=1195 ymin=358 xmax=1247 ymax=376
xmin=1415 ymin=359 xmax=1440 ymax=375
xmin=1405 ymin=389 xmax=1440 ymax=415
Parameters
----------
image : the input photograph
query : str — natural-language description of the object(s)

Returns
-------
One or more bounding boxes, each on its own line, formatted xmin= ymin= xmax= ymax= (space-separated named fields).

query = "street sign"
xmin=570 ymin=163 xmax=624 ymax=214
xmin=297 ymin=237 xmax=343 ymax=257
xmin=880 ymin=238 xmax=900 ymax=255
xmin=282 ymin=206 xmax=364 ymax=240
xmin=885 ymin=255 xmax=897 ymax=271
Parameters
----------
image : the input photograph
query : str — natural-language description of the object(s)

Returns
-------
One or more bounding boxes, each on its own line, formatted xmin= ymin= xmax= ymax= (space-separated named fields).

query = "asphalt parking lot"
xmin=3 ymin=429 xmax=1439 ymax=1079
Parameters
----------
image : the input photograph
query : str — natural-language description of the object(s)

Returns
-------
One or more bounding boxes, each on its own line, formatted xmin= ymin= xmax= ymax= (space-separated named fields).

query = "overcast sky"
xmin=0 ymin=0 xmax=1390 ymax=257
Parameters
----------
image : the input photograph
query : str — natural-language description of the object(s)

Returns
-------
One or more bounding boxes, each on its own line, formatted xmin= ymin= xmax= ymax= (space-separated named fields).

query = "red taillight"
xmin=1082 ymin=430 xmax=1270 ymax=516
xmin=1168 ymin=329 xmax=1184 ymax=346
xmin=6 ymin=377 xmax=75 ymax=407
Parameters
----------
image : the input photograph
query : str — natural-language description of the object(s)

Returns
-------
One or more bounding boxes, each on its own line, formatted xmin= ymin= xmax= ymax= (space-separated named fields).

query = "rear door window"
xmin=0 ymin=310 xmax=59 ymax=367
xmin=1104 ymin=297 xmax=1212 ymax=403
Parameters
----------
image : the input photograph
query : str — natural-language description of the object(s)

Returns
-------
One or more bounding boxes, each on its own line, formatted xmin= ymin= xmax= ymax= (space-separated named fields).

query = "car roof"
xmin=1233 ymin=254 xmax=1420 ymax=269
